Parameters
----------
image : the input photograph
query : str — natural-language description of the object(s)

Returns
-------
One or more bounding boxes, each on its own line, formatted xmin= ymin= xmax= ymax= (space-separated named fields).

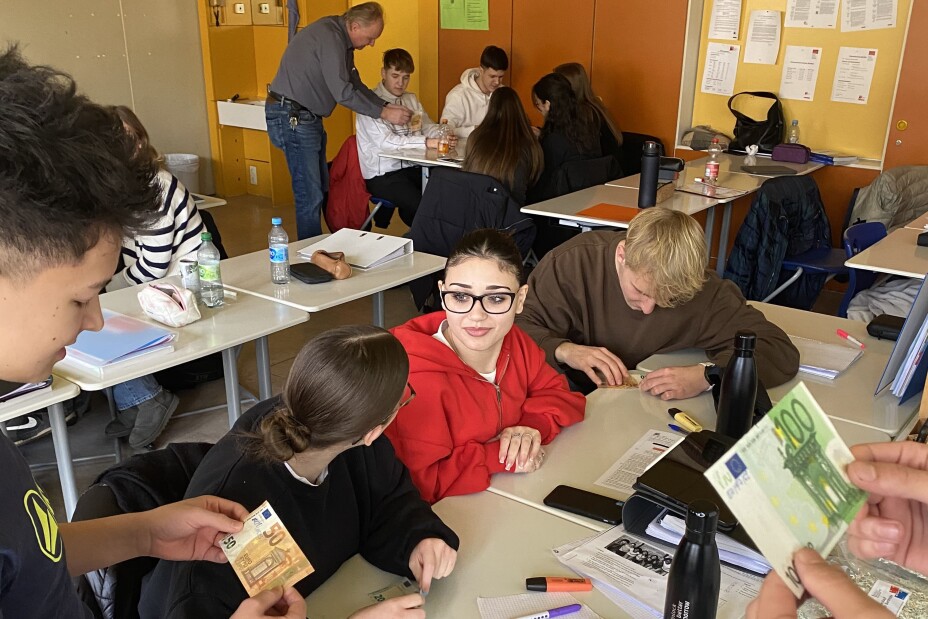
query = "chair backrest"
xmin=615 ymin=132 xmax=664 ymax=178
xmin=554 ymin=155 xmax=622 ymax=195
xmin=839 ymin=221 xmax=888 ymax=317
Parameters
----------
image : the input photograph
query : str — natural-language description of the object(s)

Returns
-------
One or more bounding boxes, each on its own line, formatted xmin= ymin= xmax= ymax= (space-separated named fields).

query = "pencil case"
xmin=771 ymin=143 xmax=811 ymax=164
xmin=138 ymin=283 xmax=201 ymax=327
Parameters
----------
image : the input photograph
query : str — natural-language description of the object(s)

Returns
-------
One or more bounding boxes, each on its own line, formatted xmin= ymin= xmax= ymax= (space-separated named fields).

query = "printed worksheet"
xmin=744 ymin=10 xmax=781 ymax=64
xmin=786 ymin=0 xmax=838 ymax=28
xmin=831 ymin=47 xmax=879 ymax=104
xmin=701 ymin=42 xmax=741 ymax=96
xmin=594 ymin=430 xmax=682 ymax=496
xmin=780 ymin=45 xmax=823 ymax=101
xmin=709 ymin=0 xmax=743 ymax=39
xmin=842 ymin=0 xmax=897 ymax=31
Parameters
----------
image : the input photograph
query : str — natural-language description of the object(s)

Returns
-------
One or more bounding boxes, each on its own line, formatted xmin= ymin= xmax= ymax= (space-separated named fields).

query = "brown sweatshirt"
xmin=516 ymin=231 xmax=800 ymax=387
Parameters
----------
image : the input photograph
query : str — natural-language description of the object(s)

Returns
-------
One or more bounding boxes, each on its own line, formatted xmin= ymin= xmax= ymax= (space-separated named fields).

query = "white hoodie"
xmin=440 ymin=68 xmax=491 ymax=138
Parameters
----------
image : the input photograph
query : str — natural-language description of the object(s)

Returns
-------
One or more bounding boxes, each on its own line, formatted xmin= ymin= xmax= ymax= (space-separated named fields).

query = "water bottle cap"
xmin=734 ymin=330 xmax=757 ymax=350
xmin=201 ymin=232 xmax=212 ymax=241
xmin=711 ymin=137 xmax=720 ymax=143
xmin=792 ymin=119 xmax=799 ymax=125
xmin=686 ymin=500 xmax=719 ymax=535
xmin=271 ymin=217 xmax=282 ymax=225
xmin=642 ymin=141 xmax=660 ymax=155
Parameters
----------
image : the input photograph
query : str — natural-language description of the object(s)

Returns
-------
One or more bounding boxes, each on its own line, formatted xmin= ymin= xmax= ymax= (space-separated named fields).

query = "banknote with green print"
xmin=704 ymin=382 xmax=868 ymax=597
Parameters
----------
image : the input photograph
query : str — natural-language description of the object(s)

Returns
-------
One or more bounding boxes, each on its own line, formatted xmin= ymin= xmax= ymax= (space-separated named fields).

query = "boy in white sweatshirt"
xmin=356 ymin=48 xmax=450 ymax=226
xmin=440 ymin=45 xmax=509 ymax=138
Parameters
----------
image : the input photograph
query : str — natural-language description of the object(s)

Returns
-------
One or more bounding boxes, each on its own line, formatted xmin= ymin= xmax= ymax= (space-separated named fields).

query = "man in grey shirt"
xmin=266 ymin=1 xmax=411 ymax=239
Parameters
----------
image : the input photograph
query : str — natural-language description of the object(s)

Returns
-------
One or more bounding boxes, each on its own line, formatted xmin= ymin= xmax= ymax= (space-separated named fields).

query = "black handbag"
xmin=727 ymin=91 xmax=785 ymax=153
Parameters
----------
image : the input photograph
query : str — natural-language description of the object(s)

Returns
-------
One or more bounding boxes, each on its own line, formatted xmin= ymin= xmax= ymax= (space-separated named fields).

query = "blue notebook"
xmin=64 ymin=310 xmax=175 ymax=368
xmin=876 ymin=277 xmax=928 ymax=403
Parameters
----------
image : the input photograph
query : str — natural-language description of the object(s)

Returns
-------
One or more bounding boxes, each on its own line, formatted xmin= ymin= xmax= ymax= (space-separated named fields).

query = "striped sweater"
xmin=116 ymin=169 xmax=205 ymax=287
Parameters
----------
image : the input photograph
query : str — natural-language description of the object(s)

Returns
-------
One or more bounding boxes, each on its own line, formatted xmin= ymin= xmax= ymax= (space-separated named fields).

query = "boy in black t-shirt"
xmin=0 ymin=47 xmax=303 ymax=618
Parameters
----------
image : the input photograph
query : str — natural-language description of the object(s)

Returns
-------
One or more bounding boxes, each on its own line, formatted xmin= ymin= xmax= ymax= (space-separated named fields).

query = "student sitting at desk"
xmin=141 ymin=326 xmax=458 ymax=618
xmin=516 ymin=208 xmax=800 ymax=397
xmin=386 ymin=230 xmax=585 ymax=504
xmin=440 ymin=45 xmax=508 ymax=138
xmin=356 ymin=48 xmax=451 ymax=227
xmin=525 ymin=72 xmax=602 ymax=205
xmin=461 ymin=86 xmax=542 ymax=206
xmin=553 ymin=62 xmax=623 ymax=163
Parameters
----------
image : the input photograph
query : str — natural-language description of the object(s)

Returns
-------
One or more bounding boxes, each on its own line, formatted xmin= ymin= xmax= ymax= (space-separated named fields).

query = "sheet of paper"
xmin=594 ymin=430 xmax=682 ymax=496
xmin=831 ymin=47 xmax=879 ymax=105
xmin=705 ymin=383 xmax=868 ymax=598
xmin=439 ymin=0 xmax=489 ymax=31
xmin=701 ymin=42 xmax=741 ymax=96
xmin=744 ymin=10 xmax=781 ymax=64
xmin=554 ymin=526 xmax=762 ymax=618
xmin=709 ymin=0 xmax=743 ymax=40
xmin=779 ymin=45 xmax=823 ymax=101
xmin=842 ymin=0 xmax=898 ymax=31
xmin=220 ymin=500 xmax=314 ymax=596
xmin=476 ymin=593 xmax=601 ymax=619
xmin=368 ymin=578 xmax=417 ymax=603
xmin=785 ymin=0 xmax=838 ymax=28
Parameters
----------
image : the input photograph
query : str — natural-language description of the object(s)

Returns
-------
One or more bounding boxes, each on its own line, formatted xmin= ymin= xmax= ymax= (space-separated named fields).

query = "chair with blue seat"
xmin=838 ymin=221 xmax=888 ymax=317
xmin=364 ymin=196 xmax=395 ymax=230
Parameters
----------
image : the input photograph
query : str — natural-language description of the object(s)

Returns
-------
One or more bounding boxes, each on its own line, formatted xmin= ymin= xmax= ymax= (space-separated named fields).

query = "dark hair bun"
xmin=258 ymin=406 xmax=313 ymax=461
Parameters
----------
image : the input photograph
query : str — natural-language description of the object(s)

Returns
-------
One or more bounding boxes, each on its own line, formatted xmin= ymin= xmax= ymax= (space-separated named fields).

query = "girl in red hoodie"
xmin=387 ymin=229 xmax=585 ymax=503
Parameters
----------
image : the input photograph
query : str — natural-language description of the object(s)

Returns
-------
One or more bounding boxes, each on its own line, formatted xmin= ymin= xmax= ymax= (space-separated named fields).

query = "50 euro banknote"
xmin=705 ymin=383 xmax=867 ymax=598
xmin=220 ymin=500 xmax=315 ymax=596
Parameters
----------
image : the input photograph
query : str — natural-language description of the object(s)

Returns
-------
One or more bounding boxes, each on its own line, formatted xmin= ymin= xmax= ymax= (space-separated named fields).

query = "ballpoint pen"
xmin=512 ymin=603 xmax=582 ymax=619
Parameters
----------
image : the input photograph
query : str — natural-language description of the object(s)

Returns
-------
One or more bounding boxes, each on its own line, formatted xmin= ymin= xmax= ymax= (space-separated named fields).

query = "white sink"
xmin=217 ymin=99 xmax=267 ymax=131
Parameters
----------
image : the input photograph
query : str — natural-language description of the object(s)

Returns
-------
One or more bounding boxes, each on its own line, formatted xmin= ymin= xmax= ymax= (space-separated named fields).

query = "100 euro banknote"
xmin=220 ymin=500 xmax=315 ymax=596
xmin=705 ymin=383 xmax=867 ymax=597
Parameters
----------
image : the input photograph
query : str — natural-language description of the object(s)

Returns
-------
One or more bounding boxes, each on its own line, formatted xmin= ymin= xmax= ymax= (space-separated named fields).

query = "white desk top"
xmin=54 ymin=277 xmax=309 ymax=390
xmin=904 ymin=211 xmax=928 ymax=231
xmin=191 ymin=193 xmax=227 ymax=210
xmin=521 ymin=184 xmax=720 ymax=229
xmin=220 ymin=237 xmax=446 ymax=313
xmin=0 ymin=376 xmax=80 ymax=424
xmin=638 ymin=302 xmax=918 ymax=437
xmin=304 ymin=491 xmax=624 ymax=618
xmin=379 ymin=140 xmax=466 ymax=168
xmin=845 ymin=227 xmax=928 ymax=279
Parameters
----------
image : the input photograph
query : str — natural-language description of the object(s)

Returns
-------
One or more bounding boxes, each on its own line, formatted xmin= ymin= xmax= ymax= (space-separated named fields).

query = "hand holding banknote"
xmin=231 ymin=586 xmax=306 ymax=619
xmin=349 ymin=594 xmax=426 ymax=619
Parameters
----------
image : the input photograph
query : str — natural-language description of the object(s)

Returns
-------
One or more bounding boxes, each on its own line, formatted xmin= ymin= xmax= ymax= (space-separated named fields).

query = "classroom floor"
xmin=22 ymin=195 xmax=845 ymax=519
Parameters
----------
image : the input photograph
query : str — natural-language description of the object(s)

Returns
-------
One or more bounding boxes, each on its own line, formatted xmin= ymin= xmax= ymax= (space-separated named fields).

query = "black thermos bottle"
xmin=638 ymin=141 xmax=661 ymax=208
xmin=663 ymin=500 xmax=721 ymax=619
xmin=715 ymin=330 xmax=758 ymax=440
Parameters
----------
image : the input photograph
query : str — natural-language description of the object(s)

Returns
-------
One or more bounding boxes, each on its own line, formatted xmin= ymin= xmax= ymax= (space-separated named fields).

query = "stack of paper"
xmin=891 ymin=316 xmax=928 ymax=397
xmin=789 ymin=334 xmax=863 ymax=379
xmin=58 ymin=310 xmax=175 ymax=375
xmin=297 ymin=228 xmax=413 ymax=270
xmin=810 ymin=150 xmax=858 ymax=165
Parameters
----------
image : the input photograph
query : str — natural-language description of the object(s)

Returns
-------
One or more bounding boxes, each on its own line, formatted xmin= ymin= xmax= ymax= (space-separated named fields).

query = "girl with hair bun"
xmin=142 ymin=325 xmax=458 ymax=619
xmin=386 ymin=229 xmax=585 ymax=504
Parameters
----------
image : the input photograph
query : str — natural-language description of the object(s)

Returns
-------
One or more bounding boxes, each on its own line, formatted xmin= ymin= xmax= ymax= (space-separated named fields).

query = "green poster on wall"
xmin=440 ymin=0 xmax=489 ymax=31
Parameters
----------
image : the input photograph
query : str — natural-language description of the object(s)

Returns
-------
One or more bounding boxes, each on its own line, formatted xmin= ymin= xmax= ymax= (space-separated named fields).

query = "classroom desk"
xmin=486 ymin=382 xmax=887 ymax=532
xmin=904 ymin=211 xmax=928 ymax=231
xmin=54 ymin=277 xmax=309 ymax=427
xmin=845 ymin=227 xmax=928 ymax=279
xmin=607 ymin=154 xmax=822 ymax=274
xmin=637 ymin=302 xmax=919 ymax=438
xmin=220 ymin=236 xmax=446 ymax=327
xmin=190 ymin=193 xmax=227 ymax=209
xmin=0 ymin=377 xmax=82 ymax=517
xmin=304 ymin=491 xmax=623 ymax=618
xmin=379 ymin=141 xmax=466 ymax=193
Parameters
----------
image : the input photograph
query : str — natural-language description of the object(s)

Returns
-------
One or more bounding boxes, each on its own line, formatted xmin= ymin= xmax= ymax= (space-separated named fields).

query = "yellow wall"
xmin=692 ymin=0 xmax=911 ymax=160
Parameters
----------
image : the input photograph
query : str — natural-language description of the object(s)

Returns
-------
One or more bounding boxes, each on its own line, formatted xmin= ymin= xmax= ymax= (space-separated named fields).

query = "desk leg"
xmin=704 ymin=204 xmax=716 ymax=264
xmin=255 ymin=336 xmax=272 ymax=401
xmin=221 ymin=348 xmax=242 ymax=427
xmin=372 ymin=291 xmax=385 ymax=328
xmin=421 ymin=167 xmax=429 ymax=194
xmin=716 ymin=202 xmax=733 ymax=276
xmin=48 ymin=402 xmax=78 ymax=519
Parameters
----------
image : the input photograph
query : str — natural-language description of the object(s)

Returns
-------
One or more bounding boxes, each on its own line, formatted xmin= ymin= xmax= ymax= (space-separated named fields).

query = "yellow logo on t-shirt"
xmin=24 ymin=488 xmax=62 ymax=562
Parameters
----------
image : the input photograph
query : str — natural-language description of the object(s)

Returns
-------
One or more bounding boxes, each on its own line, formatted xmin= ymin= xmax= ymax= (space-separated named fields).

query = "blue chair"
xmin=762 ymin=245 xmax=848 ymax=305
xmin=838 ymin=222 xmax=888 ymax=317
xmin=363 ymin=196 xmax=395 ymax=230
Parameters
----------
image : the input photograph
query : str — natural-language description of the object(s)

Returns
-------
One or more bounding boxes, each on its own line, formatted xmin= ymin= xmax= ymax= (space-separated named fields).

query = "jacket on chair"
xmin=325 ymin=135 xmax=372 ymax=232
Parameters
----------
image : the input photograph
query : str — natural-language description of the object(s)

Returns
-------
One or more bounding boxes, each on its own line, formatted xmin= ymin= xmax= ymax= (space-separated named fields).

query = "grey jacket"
xmin=850 ymin=166 xmax=928 ymax=231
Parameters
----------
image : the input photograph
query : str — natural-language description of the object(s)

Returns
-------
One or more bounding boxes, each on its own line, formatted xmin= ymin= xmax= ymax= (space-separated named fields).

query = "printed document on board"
xmin=830 ymin=47 xmax=879 ymax=104
xmin=701 ymin=42 xmax=740 ymax=96
xmin=779 ymin=45 xmax=823 ymax=101
xmin=708 ymin=0 xmax=743 ymax=40
xmin=744 ymin=10 xmax=781 ymax=64
xmin=842 ymin=0 xmax=897 ymax=31
xmin=785 ymin=0 xmax=838 ymax=28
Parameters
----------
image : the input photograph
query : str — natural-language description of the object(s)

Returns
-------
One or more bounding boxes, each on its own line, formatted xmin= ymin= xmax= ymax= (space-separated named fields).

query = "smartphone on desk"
xmin=543 ymin=485 xmax=624 ymax=525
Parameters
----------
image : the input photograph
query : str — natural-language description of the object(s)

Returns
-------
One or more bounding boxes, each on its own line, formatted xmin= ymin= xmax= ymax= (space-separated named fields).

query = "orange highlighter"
xmin=526 ymin=577 xmax=593 ymax=592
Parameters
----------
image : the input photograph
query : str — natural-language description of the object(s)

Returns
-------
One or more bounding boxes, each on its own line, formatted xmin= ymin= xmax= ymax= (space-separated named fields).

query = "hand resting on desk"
xmin=638 ymin=365 xmax=710 ymax=401
xmin=349 ymin=594 xmax=425 ymax=619
xmin=497 ymin=425 xmax=544 ymax=472
xmin=554 ymin=342 xmax=628 ymax=387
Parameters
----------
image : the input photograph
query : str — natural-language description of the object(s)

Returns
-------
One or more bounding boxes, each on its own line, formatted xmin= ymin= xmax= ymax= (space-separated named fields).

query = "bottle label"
xmin=269 ymin=246 xmax=288 ymax=264
xmin=199 ymin=263 xmax=221 ymax=282
xmin=705 ymin=161 xmax=719 ymax=179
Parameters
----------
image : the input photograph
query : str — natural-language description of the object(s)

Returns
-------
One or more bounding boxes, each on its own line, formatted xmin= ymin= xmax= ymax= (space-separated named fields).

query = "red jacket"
xmin=325 ymin=135 xmax=371 ymax=232
xmin=386 ymin=312 xmax=585 ymax=503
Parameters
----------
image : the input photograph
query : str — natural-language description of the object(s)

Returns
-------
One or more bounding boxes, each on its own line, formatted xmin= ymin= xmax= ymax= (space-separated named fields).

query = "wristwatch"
xmin=699 ymin=361 xmax=719 ymax=391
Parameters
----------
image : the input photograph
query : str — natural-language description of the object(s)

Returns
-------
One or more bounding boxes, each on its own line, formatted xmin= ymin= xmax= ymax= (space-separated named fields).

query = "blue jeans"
xmin=113 ymin=375 xmax=162 ymax=411
xmin=266 ymin=101 xmax=328 ymax=239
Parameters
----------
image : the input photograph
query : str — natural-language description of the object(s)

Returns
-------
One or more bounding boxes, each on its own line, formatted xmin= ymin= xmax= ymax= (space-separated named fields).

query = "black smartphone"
xmin=543 ymin=485 xmax=624 ymax=525
xmin=867 ymin=314 xmax=905 ymax=340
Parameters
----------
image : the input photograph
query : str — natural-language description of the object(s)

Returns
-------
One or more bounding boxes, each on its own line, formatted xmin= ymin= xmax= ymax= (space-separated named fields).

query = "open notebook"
xmin=789 ymin=335 xmax=863 ymax=379
xmin=57 ymin=310 xmax=175 ymax=375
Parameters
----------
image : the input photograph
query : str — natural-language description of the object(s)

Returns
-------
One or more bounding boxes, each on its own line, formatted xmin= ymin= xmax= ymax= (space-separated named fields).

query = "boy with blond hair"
xmin=516 ymin=208 xmax=799 ymax=397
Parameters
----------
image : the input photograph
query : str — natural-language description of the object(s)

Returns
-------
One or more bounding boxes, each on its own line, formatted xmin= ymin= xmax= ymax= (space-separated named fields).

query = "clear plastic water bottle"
xmin=197 ymin=232 xmax=224 ymax=307
xmin=437 ymin=118 xmax=451 ymax=155
xmin=704 ymin=138 xmax=722 ymax=184
xmin=788 ymin=119 xmax=801 ymax=144
xmin=268 ymin=217 xmax=290 ymax=284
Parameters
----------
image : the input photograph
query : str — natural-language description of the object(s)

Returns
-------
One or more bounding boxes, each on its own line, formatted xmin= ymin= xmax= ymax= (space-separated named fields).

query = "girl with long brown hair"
xmin=554 ymin=61 xmax=623 ymax=155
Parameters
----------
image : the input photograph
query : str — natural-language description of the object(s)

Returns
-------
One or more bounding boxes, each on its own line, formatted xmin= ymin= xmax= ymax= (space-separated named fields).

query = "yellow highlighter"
xmin=668 ymin=408 xmax=703 ymax=433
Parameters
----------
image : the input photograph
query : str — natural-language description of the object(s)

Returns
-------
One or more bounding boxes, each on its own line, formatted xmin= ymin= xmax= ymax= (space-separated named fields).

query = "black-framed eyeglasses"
xmin=353 ymin=382 xmax=416 ymax=445
xmin=441 ymin=291 xmax=517 ymax=314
